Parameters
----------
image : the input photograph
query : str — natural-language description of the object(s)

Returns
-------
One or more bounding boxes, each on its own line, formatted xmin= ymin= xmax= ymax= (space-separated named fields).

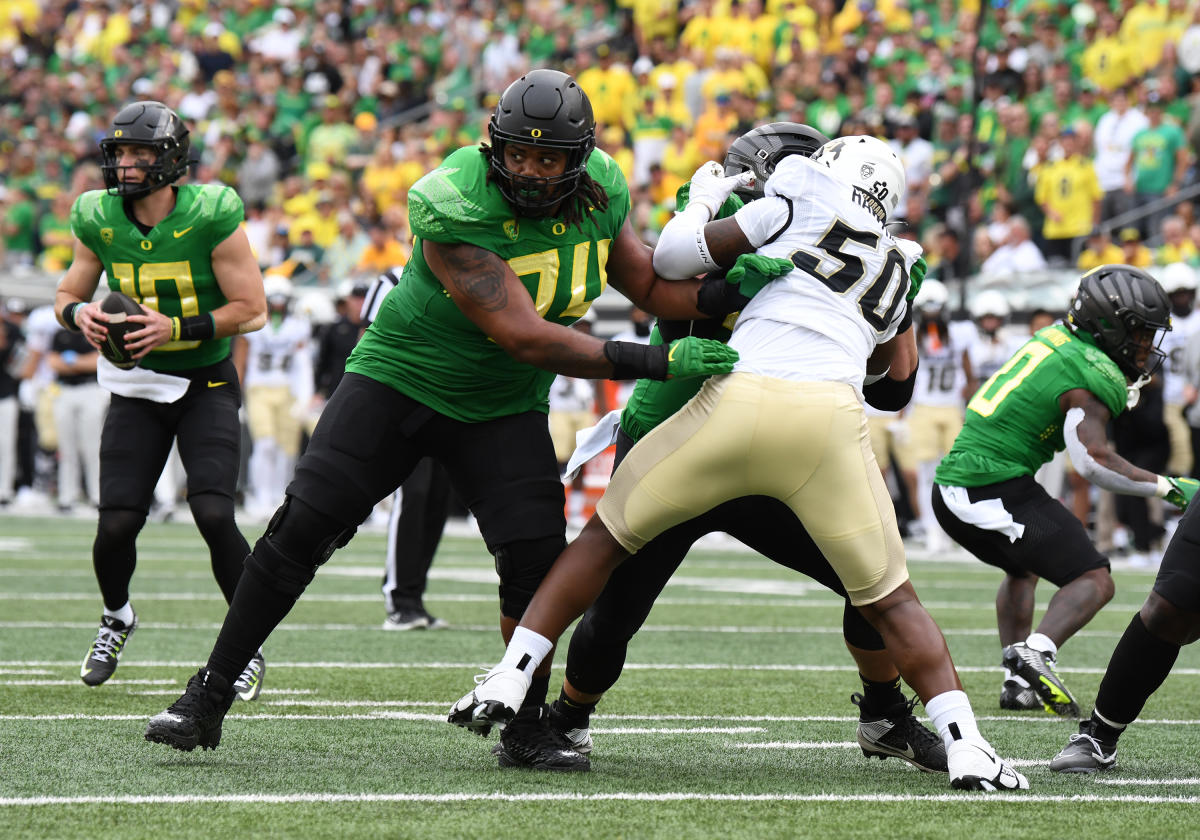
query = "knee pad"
xmin=493 ymin=535 xmax=566 ymax=619
xmin=95 ymin=508 xmax=146 ymax=554
xmin=843 ymin=601 xmax=885 ymax=651
xmin=244 ymin=496 xmax=356 ymax=598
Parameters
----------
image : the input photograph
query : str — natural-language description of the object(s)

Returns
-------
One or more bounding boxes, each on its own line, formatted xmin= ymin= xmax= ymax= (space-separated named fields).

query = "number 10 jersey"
xmin=935 ymin=323 xmax=1128 ymax=486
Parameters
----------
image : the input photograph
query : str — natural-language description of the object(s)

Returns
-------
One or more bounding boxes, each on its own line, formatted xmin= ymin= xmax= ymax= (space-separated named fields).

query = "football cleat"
xmin=999 ymin=678 xmax=1043 ymax=711
xmin=382 ymin=606 xmax=447 ymax=631
xmin=1050 ymin=719 xmax=1118 ymax=773
xmin=548 ymin=699 xmax=594 ymax=755
xmin=496 ymin=704 xmax=590 ymax=772
xmin=948 ymin=738 xmax=1030 ymax=791
xmin=80 ymin=612 xmax=138 ymax=686
xmin=233 ymin=650 xmax=265 ymax=702
xmin=852 ymin=693 xmax=947 ymax=773
xmin=144 ymin=668 xmax=236 ymax=752
xmin=447 ymin=666 xmax=531 ymax=737
xmin=1002 ymin=643 xmax=1081 ymax=718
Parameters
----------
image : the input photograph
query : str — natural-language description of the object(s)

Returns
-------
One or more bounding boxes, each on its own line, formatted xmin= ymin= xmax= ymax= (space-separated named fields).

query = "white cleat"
xmin=447 ymin=666 xmax=531 ymax=737
xmin=948 ymin=739 xmax=1029 ymax=791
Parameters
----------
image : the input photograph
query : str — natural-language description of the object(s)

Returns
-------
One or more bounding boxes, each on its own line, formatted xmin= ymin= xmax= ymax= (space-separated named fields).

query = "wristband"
xmin=177 ymin=313 xmax=216 ymax=341
xmin=62 ymin=302 xmax=83 ymax=332
xmin=863 ymin=364 xmax=918 ymax=411
xmin=603 ymin=340 xmax=669 ymax=381
xmin=1156 ymin=475 xmax=1173 ymax=498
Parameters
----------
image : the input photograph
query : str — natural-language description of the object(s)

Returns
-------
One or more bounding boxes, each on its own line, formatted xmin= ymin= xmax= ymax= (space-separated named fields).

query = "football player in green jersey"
xmin=932 ymin=265 xmax=1195 ymax=718
xmin=545 ymin=124 xmax=945 ymax=774
xmin=54 ymin=101 xmax=268 ymax=699
xmin=146 ymin=69 xmax=737 ymax=768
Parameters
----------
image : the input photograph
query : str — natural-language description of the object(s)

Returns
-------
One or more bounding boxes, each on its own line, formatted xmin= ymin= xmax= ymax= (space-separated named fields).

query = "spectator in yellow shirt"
xmin=1077 ymin=228 xmax=1125 ymax=272
xmin=692 ymin=91 xmax=739 ymax=162
xmin=356 ymin=222 xmax=410 ymax=275
xmin=1034 ymin=127 xmax=1103 ymax=263
xmin=1080 ymin=12 xmax=1138 ymax=93
xmin=1158 ymin=215 xmax=1200 ymax=265
xmin=1118 ymin=226 xmax=1155 ymax=268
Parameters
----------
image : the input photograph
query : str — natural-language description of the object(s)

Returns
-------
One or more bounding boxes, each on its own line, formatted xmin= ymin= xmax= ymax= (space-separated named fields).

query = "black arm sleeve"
xmin=604 ymin=340 xmax=669 ymax=381
xmin=863 ymin=361 xmax=918 ymax=411
xmin=696 ymin=270 xmax=751 ymax=319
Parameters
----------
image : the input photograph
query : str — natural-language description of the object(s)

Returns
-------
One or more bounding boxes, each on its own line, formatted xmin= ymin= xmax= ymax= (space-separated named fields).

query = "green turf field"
xmin=2 ymin=514 xmax=1198 ymax=839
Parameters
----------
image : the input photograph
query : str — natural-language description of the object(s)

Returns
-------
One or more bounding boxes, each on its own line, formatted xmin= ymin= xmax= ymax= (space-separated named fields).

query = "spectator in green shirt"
xmin=1127 ymin=92 xmax=1189 ymax=238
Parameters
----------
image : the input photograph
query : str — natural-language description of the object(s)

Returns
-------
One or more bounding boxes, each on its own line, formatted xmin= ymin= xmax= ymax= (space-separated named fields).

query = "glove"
xmin=676 ymin=180 xmax=746 ymax=216
xmin=1164 ymin=476 xmax=1200 ymax=510
xmin=726 ymin=253 xmax=796 ymax=299
xmin=665 ymin=336 xmax=739 ymax=380
xmin=906 ymin=256 xmax=927 ymax=303
xmin=686 ymin=160 xmax=755 ymax=220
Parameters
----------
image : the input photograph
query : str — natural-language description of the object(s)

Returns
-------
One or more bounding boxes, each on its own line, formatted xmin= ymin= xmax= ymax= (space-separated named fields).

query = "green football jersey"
xmin=70 ymin=184 xmax=244 ymax=372
xmin=934 ymin=324 xmax=1128 ymax=487
xmin=347 ymin=145 xmax=631 ymax=423
xmin=619 ymin=185 xmax=743 ymax=443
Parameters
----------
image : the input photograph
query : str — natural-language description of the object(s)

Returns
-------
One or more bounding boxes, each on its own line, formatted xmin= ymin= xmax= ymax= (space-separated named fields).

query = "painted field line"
xmin=5 ymin=660 xmax=1200 ymax=677
xmin=2 ymin=792 xmax=1199 ymax=806
xmin=0 ymin=678 xmax=177 ymax=687
xmin=1097 ymin=778 xmax=1200 ymax=785
xmin=737 ymin=741 xmax=858 ymax=750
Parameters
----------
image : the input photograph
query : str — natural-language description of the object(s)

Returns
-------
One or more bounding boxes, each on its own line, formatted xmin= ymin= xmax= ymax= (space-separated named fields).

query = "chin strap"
xmin=1126 ymin=373 xmax=1151 ymax=410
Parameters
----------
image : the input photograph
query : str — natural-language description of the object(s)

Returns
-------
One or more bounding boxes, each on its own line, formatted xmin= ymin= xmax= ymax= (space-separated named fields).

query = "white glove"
xmin=948 ymin=739 xmax=1029 ymax=792
xmin=687 ymin=160 xmax=755 ymax=220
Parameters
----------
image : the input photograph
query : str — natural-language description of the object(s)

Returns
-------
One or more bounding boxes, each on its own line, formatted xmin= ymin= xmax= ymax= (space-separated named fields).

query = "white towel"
xmin=97 ymin=357 xmax=190 ymax=403
xmin=563 ymin=409 xmax=622 ymax=480
xmin=937 ymin=484 xmax=1026 ymax=543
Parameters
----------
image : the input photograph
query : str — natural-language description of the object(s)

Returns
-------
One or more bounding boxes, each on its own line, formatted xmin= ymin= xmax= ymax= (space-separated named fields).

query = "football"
xmin=99 ymin=291 xmax=144 ymax=370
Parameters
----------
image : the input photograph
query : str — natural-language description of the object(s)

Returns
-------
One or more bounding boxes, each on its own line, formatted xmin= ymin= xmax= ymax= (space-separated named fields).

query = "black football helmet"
xmin=99 ymin=101 xmax=191 ymax=200
xmin=487 ymin=69 xmax=596 ymax=214
xmin=1067 ymin=264 xmax=1172 ymax=381
xmin=722 ymin=122 xmax=830 ymax=201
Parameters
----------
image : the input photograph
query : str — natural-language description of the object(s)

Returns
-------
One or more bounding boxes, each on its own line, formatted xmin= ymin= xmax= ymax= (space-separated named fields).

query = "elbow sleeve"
xmin=653 ymin=204 xmax=718 ymax=279
xmin=863 ymin=364 xmax=918 ymax=411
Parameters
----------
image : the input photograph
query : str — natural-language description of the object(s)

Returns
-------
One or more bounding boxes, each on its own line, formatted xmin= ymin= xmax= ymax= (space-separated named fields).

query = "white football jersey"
xmin=244 ymin=315 xmax=313 ymax=389
xmin=912 ymin=318 xmax=975 ymax=407
xmin=1162 ymin=308 xmax=1200 ymax=404
xmin=967 ymin=329 xmax=1026 ymax=386
xmin=727 ymin=155 xmax=919 ymax=390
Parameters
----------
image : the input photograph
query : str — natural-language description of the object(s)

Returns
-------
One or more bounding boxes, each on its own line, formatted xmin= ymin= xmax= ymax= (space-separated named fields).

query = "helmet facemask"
xmin=487 ymin=127 xmax=593 ymax=215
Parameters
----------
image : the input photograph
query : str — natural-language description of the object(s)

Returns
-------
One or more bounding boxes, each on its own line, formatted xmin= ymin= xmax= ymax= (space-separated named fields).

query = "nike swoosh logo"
xmin=668 ymin=343 xmax=678 ymax=363
xmin=173 ymin=226 xmax=193 ymax=238
xmin=207 ymin=381 xmax=227 ymax=388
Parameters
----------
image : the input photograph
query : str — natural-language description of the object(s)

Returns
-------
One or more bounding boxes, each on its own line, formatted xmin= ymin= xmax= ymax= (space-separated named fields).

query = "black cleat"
xmin=496 ymin=704 xmax=590 ymax=772
xmin=852 ymin=692 xmax=948 ymax=773
xmin=1002 ymin=643 xmax=1081 ymax=717
xmin=1050 ymin=718 xmax=1118 ymax=773
xmin=145 ymin=669 xmax=236 ymax=752
xmin=81 ymin=612 xmax=138 ymax=686
xmin=999 ymin=678 xmax=1042 ymax=711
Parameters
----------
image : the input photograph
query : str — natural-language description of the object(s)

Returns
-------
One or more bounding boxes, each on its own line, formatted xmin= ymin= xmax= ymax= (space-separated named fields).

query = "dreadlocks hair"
xmin=479 ymin=143 xmax=610 ymax=230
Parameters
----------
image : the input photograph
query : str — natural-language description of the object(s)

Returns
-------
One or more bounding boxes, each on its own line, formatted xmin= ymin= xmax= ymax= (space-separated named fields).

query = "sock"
xmin=499 ymin=626 xmax=553 ymax=676
xmin=925 ymin=689 xmax=982 ymax=749
xmin=1026 ymin=632 xmax=1058 ymax=658
xmin=553 ymin=688 xmax=597 ymax=727
xmin=103 ymin=602 xmax=135 ymax=626
xmin=519 ymin=673 xmax=550 ymax=714
xmin=1093 ymin=612 xmax=1181 ymax=726
xmin=858 ymin=673 xmax=906 ymax=717
xmin=1089 ymin=710 xmax=1126 ymax=745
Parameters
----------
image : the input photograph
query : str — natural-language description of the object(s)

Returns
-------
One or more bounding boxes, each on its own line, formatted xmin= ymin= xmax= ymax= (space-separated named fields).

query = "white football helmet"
xmin=264 ymin=274 xmax=295 ymax=310
xmin=811 ymin=135 xmax=907 ymax=221
xmin=1160 ymin=262 xmax=1197 ymax=294
xmin=970 ymin=289 xmax=1011 ymax=320
xmin=917 ymin=278 xmax=949 ymax=315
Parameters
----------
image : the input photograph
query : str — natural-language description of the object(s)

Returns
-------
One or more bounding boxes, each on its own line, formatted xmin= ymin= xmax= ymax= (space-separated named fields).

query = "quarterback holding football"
xmin=54 ymin=100 xmax=268 ymax=699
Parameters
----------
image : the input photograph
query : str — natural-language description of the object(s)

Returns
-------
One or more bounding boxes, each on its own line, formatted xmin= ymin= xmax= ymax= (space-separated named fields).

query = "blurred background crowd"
xmin=4 ymin=0 xmax=1200 ymax=560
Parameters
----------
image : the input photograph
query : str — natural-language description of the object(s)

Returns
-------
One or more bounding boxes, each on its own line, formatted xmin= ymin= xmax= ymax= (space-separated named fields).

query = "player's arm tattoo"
xmin=440 ymin=243 xmax=509 ymax=312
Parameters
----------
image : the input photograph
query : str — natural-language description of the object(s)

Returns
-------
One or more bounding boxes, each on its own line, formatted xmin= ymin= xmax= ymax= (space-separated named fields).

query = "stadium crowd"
xmin=5 ymin=0 xmax=1200 ymax=538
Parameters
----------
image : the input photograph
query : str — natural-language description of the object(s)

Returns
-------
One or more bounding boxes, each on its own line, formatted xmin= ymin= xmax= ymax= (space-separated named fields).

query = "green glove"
xmin=726 ymin=253 xmax=796 ymax=299
xmin=906 ymin=256 xmax=927 ymax=303
xmin=666 ymin=336 xmax=739 ymax=379
xmin=1164 ymin=476 xmax=1200 ymax=510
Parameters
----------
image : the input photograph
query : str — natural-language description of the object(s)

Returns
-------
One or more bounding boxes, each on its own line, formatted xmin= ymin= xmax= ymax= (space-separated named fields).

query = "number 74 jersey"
xmin=934 ymin=323 xmax=1128 ymax=487
xmin=70 ymin=183 xmax=243 ymax=372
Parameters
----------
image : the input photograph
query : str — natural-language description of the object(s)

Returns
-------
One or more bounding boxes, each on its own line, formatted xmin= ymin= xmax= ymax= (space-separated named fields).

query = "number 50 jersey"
xmin=70 ymin=184 xmax=243 ymax=372
xmin=935 ymin=323 xmax=1128 ymax=487
xmin=726 ymin=154 xmax=920 ymax=391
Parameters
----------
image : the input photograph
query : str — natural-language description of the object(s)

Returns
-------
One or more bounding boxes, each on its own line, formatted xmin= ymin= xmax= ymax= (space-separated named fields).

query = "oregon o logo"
xmin=114 ymin=130 xmax=123 ymax=137
xmin=530 ymin=128 xmax=542 ymax=137
xmin=552 ymin=222 xmax=566 ymax=235
xmin=140 ymin=240 xmax=153 ymax=251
